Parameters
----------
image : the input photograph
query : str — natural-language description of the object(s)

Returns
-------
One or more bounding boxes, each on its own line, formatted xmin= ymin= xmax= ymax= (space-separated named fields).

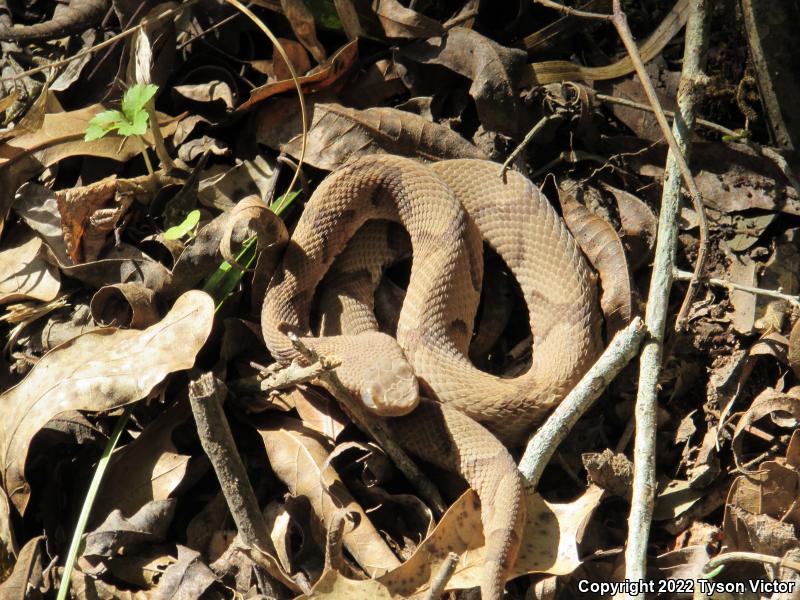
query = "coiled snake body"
xmin=262 ymin=155 xmax=603 ymax=598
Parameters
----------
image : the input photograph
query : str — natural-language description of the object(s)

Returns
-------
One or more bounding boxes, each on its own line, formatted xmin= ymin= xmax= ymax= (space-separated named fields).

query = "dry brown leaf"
xmin=0 ymin=225 xmax=60 ymax=304
xmin=291 ymin=386 xmax=348 ymax=441
xmin=372 ymin=0 xmax=443 ymax=39
xmin=731 ymin=388 xmax=800 ymax=472
xmin=0 ymin=486 xmax=15 ymax=579
xmin=559 ymin=187 xmax=633 ymax=338
xmin=333 ymin=0 xmax=363 ymax=40
xmin=0 ymin=536 xmax=46 ymax=597
xmin=0 ymin=290 xmax=214 ymax=514
xmin=93 ymin=401 xmax=195 ymax=523
xmin=399 ymin=27 xmax=527 ymax=137
xmin=55 ymin=174 xmax=178 ymax=264
xmin=256 ymin=416 xmax=402 ymax=577
xmin=302 ymin=485 xmax=604 ymax=598
xmin=652 ymin=478 xmax=704 ymax=521
xmin=237 ymin=40 xmax=358 ymax=113
xmin=280 ymin=0 xmax=327 ymax=63
xmin=154 ymin=545 xmax=217 ymax=600
xmin=339 ymin=59 xmax=406 ymax=109
xmin=90 ymin=283 xmax=160 ymax=329
xmin=273 ymin=37 xmax=312 ymax=81
xmin=598 ymin=182 xmax=657 ymax=272
xmin=724 ymin=442 xmax=800 ymax=558
xmin=255 ymin=95 xmax=485 ymax=171
xmin=722 ymin=243 xmax=757 ymax=335
xmin=789 ymin=318 xmax=800 ymax=378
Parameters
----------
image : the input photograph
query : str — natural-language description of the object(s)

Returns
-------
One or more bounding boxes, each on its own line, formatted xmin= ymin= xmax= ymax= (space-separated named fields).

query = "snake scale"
xmin=262 ymin=155 xmax=603 ymax=598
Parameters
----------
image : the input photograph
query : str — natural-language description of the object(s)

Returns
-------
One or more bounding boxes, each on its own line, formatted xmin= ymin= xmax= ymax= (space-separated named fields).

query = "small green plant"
xmin=164 ymin=209 xmax=201 ymax=241
xmin=721 ymin=128 xmax=752 ymax=143
xmin=84 ymin=83 xmax=159 ymax=173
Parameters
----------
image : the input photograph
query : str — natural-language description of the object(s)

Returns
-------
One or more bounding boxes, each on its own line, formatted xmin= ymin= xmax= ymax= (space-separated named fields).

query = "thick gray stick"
xmin=624 ymin=0 xmax=709 ymax=594
xmin=518 ymin=317 xmax=646 ymax=489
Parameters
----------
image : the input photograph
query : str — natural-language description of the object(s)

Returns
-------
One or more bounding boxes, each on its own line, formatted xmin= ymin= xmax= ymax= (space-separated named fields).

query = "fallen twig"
xmin=673 ymin=268 xmax=800 ymax=307
xmin=625 ymin=0 xmax=710 ymax=593
xmin=260 ymin=356 xmax=342 ymax=392
xmin=501 ymin=114 xmax=563 ymax=176
xmin=424 ymin=552 xmax=461 ymax=600
xmin=188 ymin=372 xmax=278 ymax=596
xmin=518 ymin=317 xmax=646 ymax=489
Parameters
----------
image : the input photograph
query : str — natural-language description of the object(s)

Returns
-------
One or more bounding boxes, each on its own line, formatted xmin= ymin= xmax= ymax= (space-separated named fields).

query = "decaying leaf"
xmin=372 ymin=0 xmax=443 ymax=39
xmin=0 ymin=291 xmax=214 ymax=514
xmin=301 ymin=485 xmax=605 ymax=598
xmin=238 ymin=40 xmax=359 ymax=113
xmin=257 ymin=416 xmax=402 ymax=577
xmin=399 ymin=27 xmax=527 ymax=137
xmin=0 ymin=225 xmax=60 ymax=304
xmin=731 ymin=388 xmax=800 ymax=471
xmin=55 ymin=173 xmax=181 ymax=263
xmin=0 ymin=536 xmax=47 ymax=597
xmin=724 ymin=429 xmax=800 ymax=558
xmin=256 ymin=95 xmax=485 ymax=171
xmin=93 ymin=401 xmax=196 ymax=522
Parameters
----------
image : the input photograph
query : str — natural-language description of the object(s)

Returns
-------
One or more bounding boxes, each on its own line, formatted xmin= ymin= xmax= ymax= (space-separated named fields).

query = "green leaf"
xmin=269 ymin=189 xmax=302 ymax=216
xmin=164 ymin=209 xmax=201 ymax=240
xmin=117 ymin=109 xmax=149 ymax=137
xmin=84 ymin=124 xmax=111 ymax=141
xmin=121 ymin=84 xmax=158 ymax=122
xmin=90 ymin=109 xmax=126 ymax=126
xmin=84 ymin=110 xmax=125 ymax=141
xmin=203 ymin=236 xmax=258 ymax=309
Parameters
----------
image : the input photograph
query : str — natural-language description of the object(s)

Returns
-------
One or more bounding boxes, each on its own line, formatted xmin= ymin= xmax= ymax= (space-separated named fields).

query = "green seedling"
xmin=721 ymin=128 xmax=752 ymax=142
xmin=84 ymin=83 xmax=159 ymax=174
xmin=164 ymin=209 xmax=201 ymax=241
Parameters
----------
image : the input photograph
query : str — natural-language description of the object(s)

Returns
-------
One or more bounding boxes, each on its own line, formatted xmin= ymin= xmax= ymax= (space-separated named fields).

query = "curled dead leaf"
xmin=256 ymin=416 xmax=402 ymax=577
xmin=90 ymin=283 xmax=160 ymax=329
xmin=238 ymin=40 xmax=359 ymax=113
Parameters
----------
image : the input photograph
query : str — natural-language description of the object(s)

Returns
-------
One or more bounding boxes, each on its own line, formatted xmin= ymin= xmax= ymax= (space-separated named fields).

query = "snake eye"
xmin=361 ymin=382 xmax=383 ymax=411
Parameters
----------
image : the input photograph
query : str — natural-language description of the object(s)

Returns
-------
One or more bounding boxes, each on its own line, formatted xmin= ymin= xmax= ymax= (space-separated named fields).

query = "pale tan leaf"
xmin=302 ymin=485 xmax=605 ymax=598
xmin=372 ymin=0 xmax=443 ymax=39
xmin=0 ymin=226 xmax=60 ymax=304
xmin=280 ymin=0 xmax=326 ymax=63
xmin=93 ymin=402 xmax=194 ymax=522
xmin=0 ymin=291 xmax=214 ymax=515
xmin=256 ymin=416 xmax=401 ymax=577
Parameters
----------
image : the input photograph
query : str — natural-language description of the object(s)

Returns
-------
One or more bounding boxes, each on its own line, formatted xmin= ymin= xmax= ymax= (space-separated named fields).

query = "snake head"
xmin=360 ymin=355 xmax=419 ymax=416
xmin=307 ymin=332 xmax=420 ymax=417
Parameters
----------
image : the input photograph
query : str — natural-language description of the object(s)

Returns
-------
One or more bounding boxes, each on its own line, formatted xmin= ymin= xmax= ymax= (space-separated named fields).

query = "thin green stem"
xmin=56 ymin=408 xmax=132 ymax=600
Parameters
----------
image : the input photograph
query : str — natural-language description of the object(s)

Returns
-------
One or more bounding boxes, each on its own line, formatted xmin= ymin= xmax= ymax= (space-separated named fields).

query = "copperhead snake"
xmin=262 ymin=155 xmax=603 ymax=598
